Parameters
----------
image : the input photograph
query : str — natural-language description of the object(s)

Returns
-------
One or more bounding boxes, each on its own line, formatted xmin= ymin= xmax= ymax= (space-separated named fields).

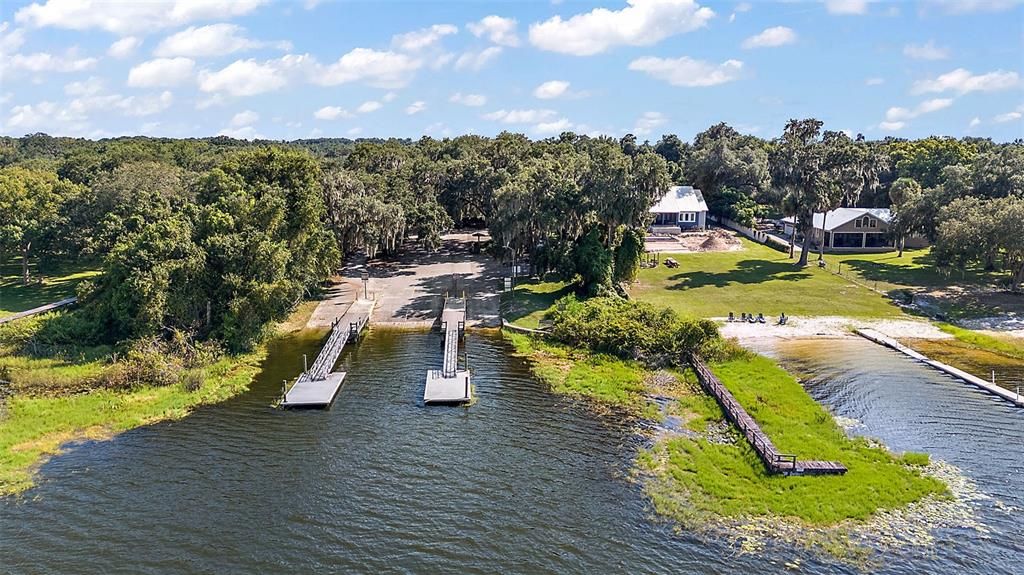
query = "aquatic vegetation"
xmin=935 ymin=323 xmax=1024 ymax=361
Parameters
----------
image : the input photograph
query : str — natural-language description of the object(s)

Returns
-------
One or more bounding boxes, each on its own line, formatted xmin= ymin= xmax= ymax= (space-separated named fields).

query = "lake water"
xmin=2 ymin=332 xmax=1022 ymax=574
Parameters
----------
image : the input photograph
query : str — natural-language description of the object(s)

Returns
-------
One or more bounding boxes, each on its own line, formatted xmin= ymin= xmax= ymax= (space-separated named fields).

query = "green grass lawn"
xmin=827 ymin=248 xmax=1010 ymax=293
xmin=641 ymin=354 xmax=946 ymax=527
xmin=631 ymin=240 xmax=904 ymax=319
xmin=0 ymin=260 xmax=100 ymax=317
xmin=501 ymin=278 xmax=573 ymax=329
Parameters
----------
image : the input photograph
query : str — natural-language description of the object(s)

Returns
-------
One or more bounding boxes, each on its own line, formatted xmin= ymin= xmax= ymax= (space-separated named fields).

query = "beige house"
xmin=782 ymin=208 xmax=927 ymax=252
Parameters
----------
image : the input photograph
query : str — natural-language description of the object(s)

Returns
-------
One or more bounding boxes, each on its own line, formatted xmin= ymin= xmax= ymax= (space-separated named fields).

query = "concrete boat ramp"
xmin=424 ymin=295 xmax=472 ymax=405
xmin=282 ymin=298 xmax=375 ymax=408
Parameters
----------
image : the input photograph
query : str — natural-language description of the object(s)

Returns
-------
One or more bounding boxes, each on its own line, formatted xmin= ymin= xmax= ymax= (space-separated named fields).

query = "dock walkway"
xmin=0 ymin=297 xmax=77 ymax=325
xmin=282 ymin=298 xmax=375 ymax=408
xmin=691 ymin=355 xmax=847 ymax=476
xmin=424 ymin=296 xmax=471 ymax=404
xmin=856 ymin=328 xmax=1024 ymax=407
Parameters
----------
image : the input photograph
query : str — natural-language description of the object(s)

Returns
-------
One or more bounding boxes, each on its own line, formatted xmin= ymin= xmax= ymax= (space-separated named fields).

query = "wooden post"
xmin=303 ymin=354 xmax=308 ymax=372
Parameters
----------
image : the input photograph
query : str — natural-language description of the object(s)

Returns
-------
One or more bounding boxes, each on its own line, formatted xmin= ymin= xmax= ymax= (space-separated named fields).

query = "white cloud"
xmin=118 ymin=91 xmax=174 ymax=116
xmin=483 ymin=109 xmax=557 ymax=123
xmin=450 ymin=92 xmax=487 ymax=106
xmin=467 ymin=15 xmax=519 ymax=47
xmin=392 ymin=24 xmax=457 ymax=52
xmin=230 ymin=110 xmax=259 ymax=127
xmin=903 ymin=40 xmax=949 ymax=61
xmin=313 ymin=106 xmax=353 ymax=120
xmin=529 ymin=0 xmax=715 ymax=56
xmin=382 ymin=92 xmax=397 ymax=102
xmin=729 ymin=2 xmax=752 ymax=23
xmin=533 ymin=117 xmax=572 ymax=136
xmin=969 ymin=116 xmax=982 ymax=128
xmin=865 ymin=77 xmax=885 ymax=86
xmin=741 ymin=26 xmax=797 ymax=49
xmin=994 ymin=111 xmax=1022 ymax=123
xmin=64 ymin=76 xmax=104 ymax=96
xmin=534 ymin=80 xmax=570 ymax=99
xmin=219 ymin=125 xmax=261 ymax=139
xmin=633 ymin=111 xmax=667 ymax=135
xmin=347 ymin=127 xmax=362 ymax=136
xmin=824 ymin=0 xmax=870 ymax=15
xmin=108 ymin=36 xmax=141 ymax=58
xmin=878 ymin=121 xmax=905 ymax=131
xmin=454 ymin=46 xmax=502 ymax=71
xmin=884 ymin=98 xmax=953 ymax=122
xmin=128 ymin=57 xmax=194 ymax=87
xmin=406 ymin=101 xmax=427 ymax=115
xmin=4 ymin=51 xmax=97 ymax=73
xmin=15 ymin=0 xmax=269 ymax=34
xmin=315 ymin=48 xmax=421 ymax=88
xmin=155 ymin=24 xmax=289 ymax=58
xmin=0 ymin=23 xmax=27 ymax=54
xmin=912 ymin=68 xmax=1020 ymax=95
xmin=198 ymin=57 xmax=291 ymax=96
xmin=6 ymin=101 xmax=85 ymax=132
xmin=629 ymin=56 xmax=743 ymax=87
xmin=930 ymin=0 xmax=1018 ymax=14
xmin=357 ymin=100 xmax=382 ymax=113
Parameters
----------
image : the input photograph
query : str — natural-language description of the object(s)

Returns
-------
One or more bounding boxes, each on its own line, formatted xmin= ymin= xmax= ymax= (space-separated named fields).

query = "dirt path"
xmin=308 ymin=232 xmax=502 ymax=330
xmin=720 ymin=315 xmax=951 ymax=345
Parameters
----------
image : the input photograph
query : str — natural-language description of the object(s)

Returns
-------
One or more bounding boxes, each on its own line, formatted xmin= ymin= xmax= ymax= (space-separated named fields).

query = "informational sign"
xmin=503 ymin=278 xmax=512 ymax=291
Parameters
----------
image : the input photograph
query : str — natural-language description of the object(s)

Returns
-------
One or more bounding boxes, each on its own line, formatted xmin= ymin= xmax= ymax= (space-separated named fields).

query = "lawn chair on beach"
xmin=778 ymin=313 xmax=788 ymax=325
xmin=757 ymin=313 xmax=766 ymax=324
xmin=727 ymin=312 xmax=735 ymax=322
xmin=746 ymin=313 xmax=756 ymax=324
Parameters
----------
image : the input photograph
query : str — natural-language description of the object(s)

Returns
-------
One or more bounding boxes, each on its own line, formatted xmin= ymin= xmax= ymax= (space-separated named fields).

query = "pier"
xmin=282 ymin=298 xmax=375 ymax=408
xmin=424 ymin=295 xmax=471 ymax=404
xmin=856 ymin=328 xmax=1024 ymax=407
xmin=691 ymin=355 xmax=847 ymax=476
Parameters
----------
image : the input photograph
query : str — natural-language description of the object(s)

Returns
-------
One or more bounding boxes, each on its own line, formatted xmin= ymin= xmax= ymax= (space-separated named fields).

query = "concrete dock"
xmin=424 ymin=296 xmax=472 ymax=404
xmin=283 ymin=298 xmax=375 ymax=408
xmin=856 ymin=328 xmax=1024 ymax=407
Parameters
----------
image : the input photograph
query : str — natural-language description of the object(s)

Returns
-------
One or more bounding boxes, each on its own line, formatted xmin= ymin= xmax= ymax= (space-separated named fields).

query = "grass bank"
xmin=630 ymin=239 xmax=903 ymax=319
xmin=501 ymin=279 xmax=573 ymax=329
xmin=506 ymin=329 xmax=946 ymax=534
xmin=0 ymin=303 xmax=315 ymax=497
xmin=934 ymin=323 xmax=1024 ymax=361
xmin=0 ymin=260 xmax=100 ymax=317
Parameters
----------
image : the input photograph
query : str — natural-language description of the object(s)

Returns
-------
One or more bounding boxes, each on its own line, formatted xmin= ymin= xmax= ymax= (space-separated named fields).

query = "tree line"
xmin=1 ymin=124 xmax=1021 ymax=351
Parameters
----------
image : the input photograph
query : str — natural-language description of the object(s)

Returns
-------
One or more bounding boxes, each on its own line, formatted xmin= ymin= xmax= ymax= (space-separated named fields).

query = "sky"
xmin=0 ymin=0 xmax=1022 ymax=142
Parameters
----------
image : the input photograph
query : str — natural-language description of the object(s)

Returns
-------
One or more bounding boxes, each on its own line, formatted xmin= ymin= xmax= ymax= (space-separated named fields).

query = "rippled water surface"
xmin=3 ymin=332 xmax=1022 ymax=574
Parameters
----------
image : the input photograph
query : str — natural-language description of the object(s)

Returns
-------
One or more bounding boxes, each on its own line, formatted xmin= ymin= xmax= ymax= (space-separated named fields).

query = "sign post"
xmin=361 ymin=271 xmax=369 ymax=300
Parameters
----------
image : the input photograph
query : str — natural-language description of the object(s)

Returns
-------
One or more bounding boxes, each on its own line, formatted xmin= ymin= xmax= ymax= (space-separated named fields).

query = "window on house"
xmin=855 ymin=219 xmax=862 ymax=228
xmin=682 ymin=212 xmax=696 ymax=222
xmin=869 ymin=219 xmax=877 ymax=228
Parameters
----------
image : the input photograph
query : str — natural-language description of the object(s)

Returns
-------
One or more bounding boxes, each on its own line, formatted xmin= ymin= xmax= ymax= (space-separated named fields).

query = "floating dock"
xmin=856 ymin=328 xmax=1024 ymax=407
xmin=424 ymin=296 xmax=471 ymax=404
xmin=282 ymin=298 xmax=374 ymax=408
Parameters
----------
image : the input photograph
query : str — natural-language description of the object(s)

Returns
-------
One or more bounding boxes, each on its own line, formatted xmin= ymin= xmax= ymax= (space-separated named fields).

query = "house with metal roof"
xmin=781 ymin=208 xmax=928 ymax=252
xmin=649 ymin=186 xmax=708 ymax=231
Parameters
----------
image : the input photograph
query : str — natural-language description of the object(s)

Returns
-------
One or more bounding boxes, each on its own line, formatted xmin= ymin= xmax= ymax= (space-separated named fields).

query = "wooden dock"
xmin=424 ymin=296 xmax=471 ymax=404
xmin=0 ymin=297 xmax=77 ymax=325
xmin=691 ymin=356 xmax=847 ymax=476
xmin=856 ymin=328 xmax=1024 ymax=407
xmin=282 ymin=299 xmax=374 ymax=408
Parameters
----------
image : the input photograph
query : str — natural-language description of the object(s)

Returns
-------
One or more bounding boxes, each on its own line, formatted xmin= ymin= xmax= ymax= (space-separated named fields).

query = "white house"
xmin=650 ymin=186 xmax=708 ymax=231
xmin=781 ymin=207 xmax=928 ymax=251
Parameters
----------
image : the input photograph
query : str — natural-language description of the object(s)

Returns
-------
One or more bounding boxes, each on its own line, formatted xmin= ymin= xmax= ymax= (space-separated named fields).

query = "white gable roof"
xmin=783 ymin=208 xmax=892 ymax=231
xmin=650 ymin=186 xmax=708 ymax=214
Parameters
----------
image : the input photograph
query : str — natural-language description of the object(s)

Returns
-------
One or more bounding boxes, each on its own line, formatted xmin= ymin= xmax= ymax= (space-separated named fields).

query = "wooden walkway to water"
xmin=691 ymin=356 xmax=847 ymax=476
xmin=856 ymin=328 xmax=1024 ymax=407
xmin=0 ymin=297 xmax=77 ymax=325
xmin=282 ymin=299 xmax=374 ymax=408
xmin=424 ymin=295 xmax=471 ymax=404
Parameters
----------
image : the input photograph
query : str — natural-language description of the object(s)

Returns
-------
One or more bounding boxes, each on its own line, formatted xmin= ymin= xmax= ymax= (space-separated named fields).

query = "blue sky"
xmin=1 ymin=0 xmax=1022 ymax=142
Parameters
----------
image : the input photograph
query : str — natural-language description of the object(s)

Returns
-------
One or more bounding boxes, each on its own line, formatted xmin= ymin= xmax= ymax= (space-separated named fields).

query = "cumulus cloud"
xmin=315 ymin=48 xmax=422 ymax=88
xmin=4 ymin=50 xmax=97 ymax=73
xmin=912 ymin=68 xmax=1020 ymax=95
xmin=532 ymin=117 xmax=572 ymax=136
xmin=741 ymin=26 xmax=797 ymax=49
xmin=313 ymin=106 xmax=353 ymax=120
xmin=483 ymin=109 xmax=557 ymax=123
xmin=0 ymin=23 xmax=27 ymax=54
xmin=903 ymin=40 xmax=949 ymax=60
xmin=454 ymin=46 xmax=502 ymax=71
xmin=108 ymin=36 xmax=141 ymax=58
xmin=155 ymin=24 xmax=290 ymax=58
xmin=198 ymin=58 xmax=288 ymax=96
xmin=405 ymin=101 xmax=427 ymax=115
xmin=865 ymin=77 xmax=885 ymax=86
xmin=968 ymin=117 xmax=981 ymax=128
xmin=64 ymin=76 xmax=104 ymax=96
xmin=633 ymin=111 xmax=667 ymax=135
xmin=928 ymin=0 xmax=1018 ymax=14
xmin=534 ymin=80 xmax=570 ymax=99
xmin=6 ymin=101 xmax=85 ymax=132
xmin=878 ymin=121 xmax=904 ymax=132
xmin=629 ymin=56 xmax=743 ymax=87
xmin=128 ymin=57 xmax=195 ymax=88
xmin=529 ymin=0 xmax=715 ymax=56
xmin=450 ymin=92 xmax=487 ymax=106
xmin=230 ymin=110 xmax=259 ymax=127
xmin=884 ymin=98 xmax=953 ymax=122
xmin=993 ymin=105 xmax=1023 ymax=123
xmin=824 ymin=0 xmax=870 ymax=15
xmin=356 ymin=100 xmax=382 ymax=113
xmin=391 ymin=24 xmax=457 ymax=52
xmin=467 ymin=15 xmax=519 ymax=47
xmin=15 ymin=0 xmax=269 ymax=34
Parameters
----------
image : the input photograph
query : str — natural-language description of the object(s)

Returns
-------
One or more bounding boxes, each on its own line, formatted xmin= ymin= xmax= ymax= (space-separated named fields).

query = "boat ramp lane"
xmin=282 ymin=298 xmax=376 ymax=409
xmin=424 ymin=295 xmax=472 ymax=405
xmin=855 ymin=328 xmax=1024 ymax=408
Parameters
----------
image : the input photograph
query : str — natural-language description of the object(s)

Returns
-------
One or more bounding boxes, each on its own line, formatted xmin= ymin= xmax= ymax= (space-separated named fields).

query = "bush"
xmin=545 ymin=295 xmax=720 ymax=365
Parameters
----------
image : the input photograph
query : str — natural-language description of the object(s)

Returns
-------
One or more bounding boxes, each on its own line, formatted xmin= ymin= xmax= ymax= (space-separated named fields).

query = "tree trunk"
xmin=898 ymin=235 xmax=905 ymax=258
xmin=21 ymin=241 xmax=31 ymax=286
xmin=817 ymin=218 xmax=826 ymax=261
xmin=796 ymin=225 xmax=811 ymax=267
xmin=789 ymin=233 xmax=795 ymax=259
